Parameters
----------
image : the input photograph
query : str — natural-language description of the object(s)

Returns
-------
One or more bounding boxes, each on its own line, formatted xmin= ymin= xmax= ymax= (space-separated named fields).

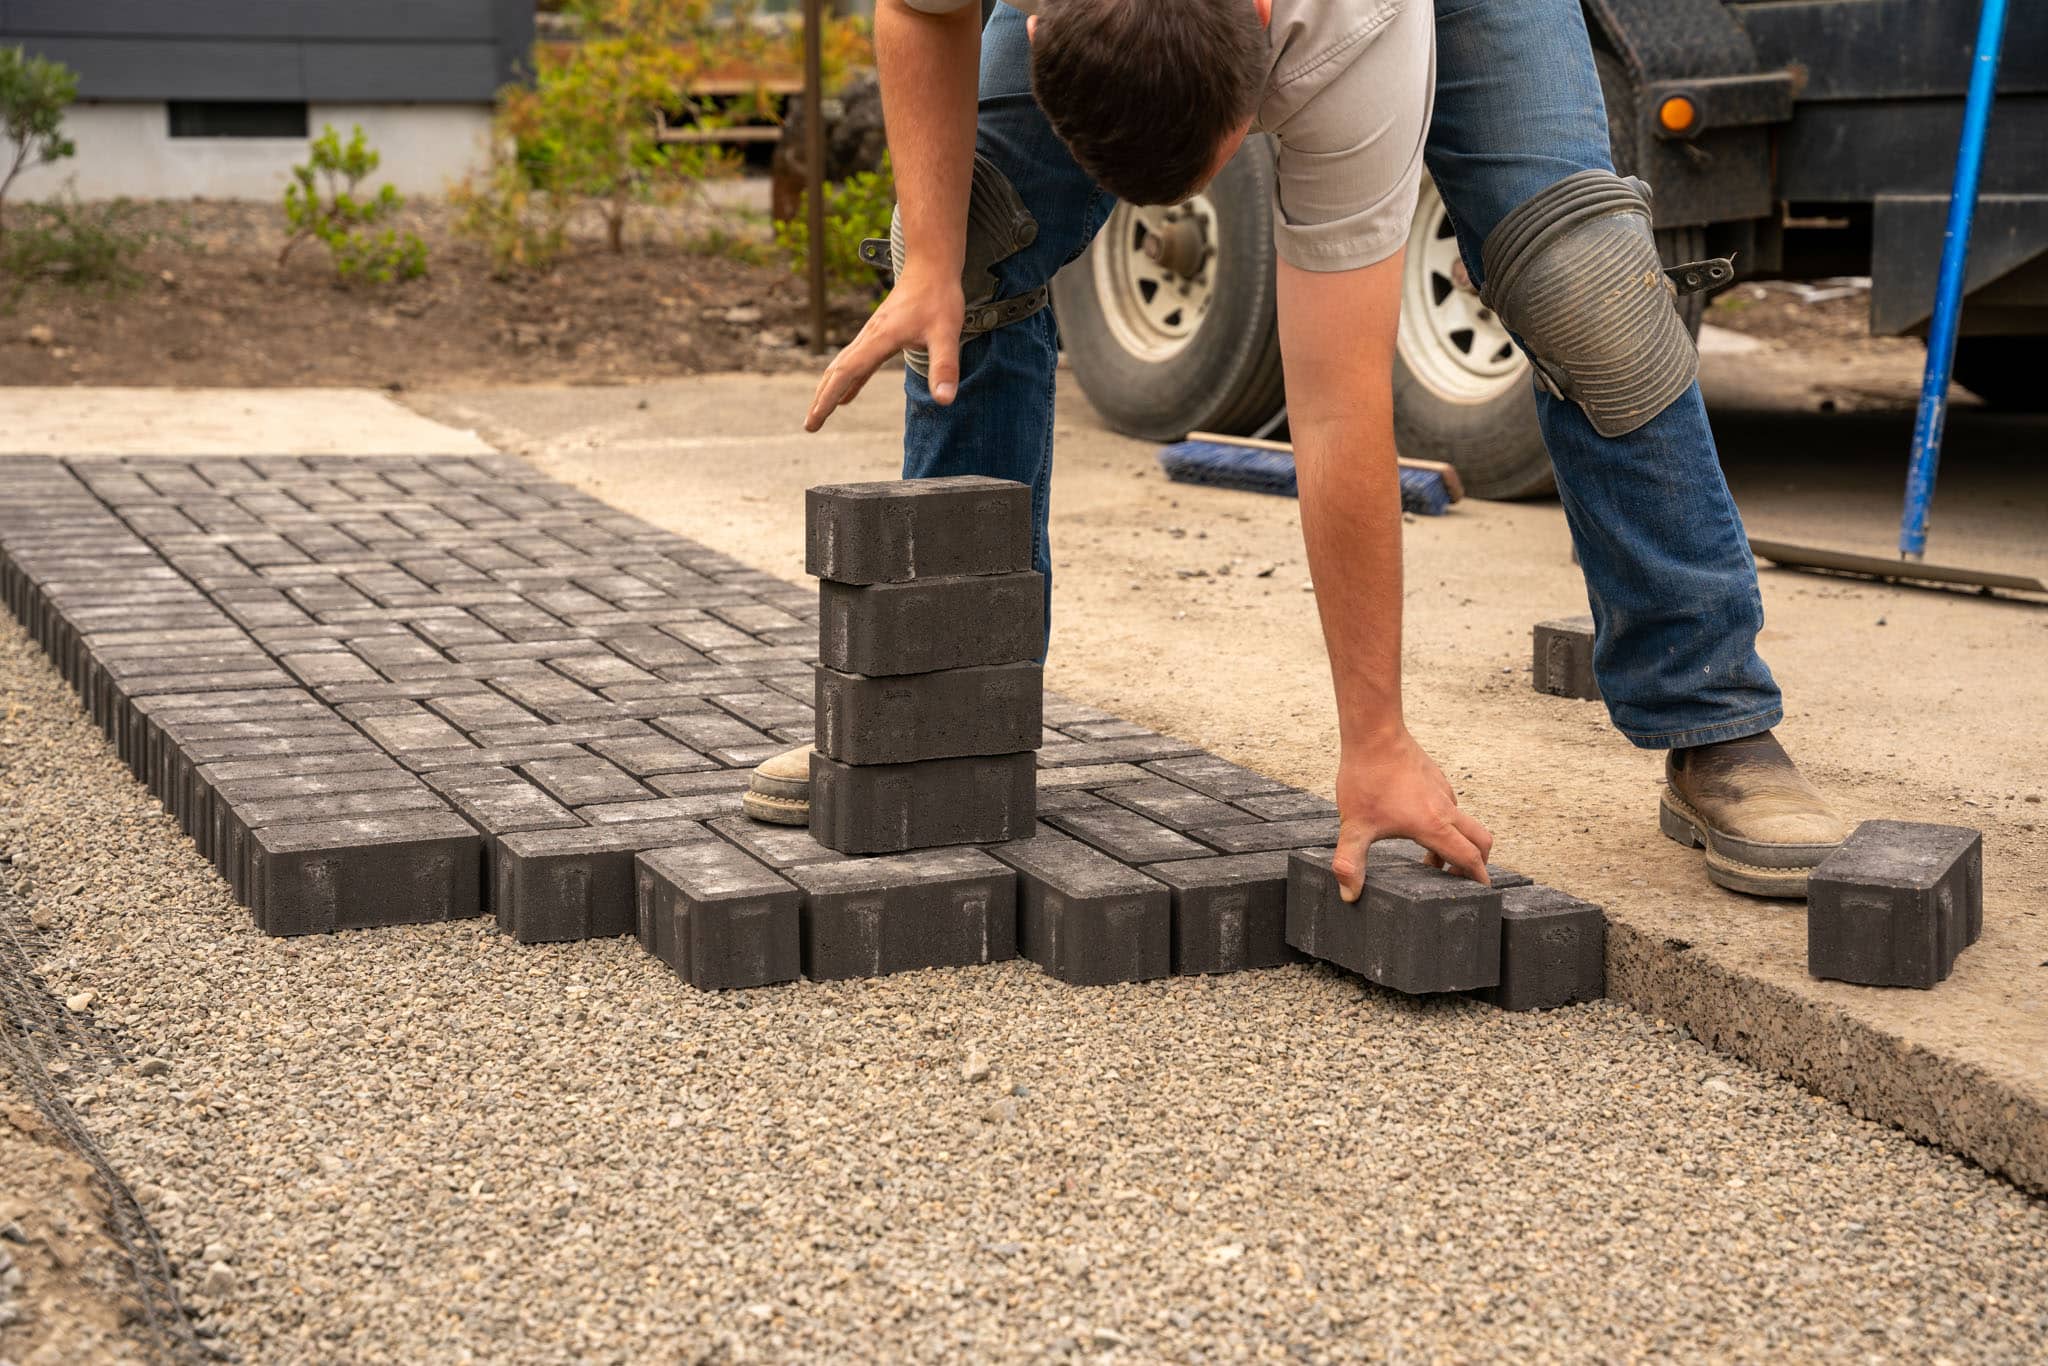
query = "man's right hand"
xmin=804 ymin=267 xmax=967 ymax=433
xmin=1329 ymin=725 xmax=1495 ymax=902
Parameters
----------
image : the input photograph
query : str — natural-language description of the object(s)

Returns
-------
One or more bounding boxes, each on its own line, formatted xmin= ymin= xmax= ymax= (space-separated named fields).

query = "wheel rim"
xmin=1398 ymin=181 xmax=1527 ymax=403
xmin=1091 ymin=196 xmax=1218 ymax=363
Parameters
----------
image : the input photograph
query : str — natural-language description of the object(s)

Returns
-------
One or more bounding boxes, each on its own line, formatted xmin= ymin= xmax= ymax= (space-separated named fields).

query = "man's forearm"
xmin=875 ymin=0 xmax=982 ymax=282
xmin=1276 ymin=255 xmax=1407 ymax=747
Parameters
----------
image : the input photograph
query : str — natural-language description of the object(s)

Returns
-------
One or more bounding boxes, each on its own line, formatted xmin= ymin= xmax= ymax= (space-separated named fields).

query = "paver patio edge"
xmin=1606 ymin=918 xmax=2046 ymax=1195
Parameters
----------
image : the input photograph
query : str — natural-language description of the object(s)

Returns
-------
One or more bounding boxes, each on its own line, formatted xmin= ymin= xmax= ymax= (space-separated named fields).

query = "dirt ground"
xmin=0 ymin=199 xmax=873 ymax=391
xmin=0 ymin=1084 xmax=153 ymax=1366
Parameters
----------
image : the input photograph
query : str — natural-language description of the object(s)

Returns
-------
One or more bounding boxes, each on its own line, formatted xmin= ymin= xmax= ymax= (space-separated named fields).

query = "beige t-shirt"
xmin=902 ymin=0 xmax=1435 ymax=272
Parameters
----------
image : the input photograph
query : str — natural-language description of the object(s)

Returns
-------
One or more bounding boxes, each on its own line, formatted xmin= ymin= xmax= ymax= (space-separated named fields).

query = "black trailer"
xmin=1051 ymin=0 xmax=2048 ymax=498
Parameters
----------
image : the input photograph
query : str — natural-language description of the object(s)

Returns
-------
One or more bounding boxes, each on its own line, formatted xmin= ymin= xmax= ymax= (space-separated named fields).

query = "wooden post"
xmin=803 ymin=0 xmax=829 ymax=356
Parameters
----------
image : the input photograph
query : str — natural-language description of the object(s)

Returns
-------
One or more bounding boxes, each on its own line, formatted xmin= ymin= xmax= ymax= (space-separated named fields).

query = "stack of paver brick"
xmin=804 ymin=477 xmax=1044 ymax=854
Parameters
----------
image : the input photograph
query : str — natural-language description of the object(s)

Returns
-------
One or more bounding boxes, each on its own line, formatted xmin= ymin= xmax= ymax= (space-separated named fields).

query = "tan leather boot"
xmin=743 ymin=743 xmax=813 ymax=826
xmin=1660 ymin=730 xmax=1849 ymax=898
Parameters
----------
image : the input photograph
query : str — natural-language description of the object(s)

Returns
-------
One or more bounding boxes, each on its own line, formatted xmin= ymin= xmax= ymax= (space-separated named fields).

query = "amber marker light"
xmin=1658 ymin=95 xmax=1698 ymax=133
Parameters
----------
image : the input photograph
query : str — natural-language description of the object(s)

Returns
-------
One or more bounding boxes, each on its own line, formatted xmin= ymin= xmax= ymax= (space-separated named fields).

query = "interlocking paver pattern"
xmin=0 ymin=455 xmax=1606 ymax=1005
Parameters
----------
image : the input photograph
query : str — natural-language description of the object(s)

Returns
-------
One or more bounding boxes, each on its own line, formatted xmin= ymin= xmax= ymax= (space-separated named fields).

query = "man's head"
xmin=1028 ymin=0 xmax=1269 ymax=206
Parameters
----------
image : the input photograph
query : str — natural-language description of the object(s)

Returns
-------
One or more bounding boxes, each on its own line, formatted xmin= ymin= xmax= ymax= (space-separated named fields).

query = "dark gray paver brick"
xmin=358 ymin=710 xmax=473 ymax=753
xmin=1141 ymin=754 xmax=1288 ymax=800
xmin=1035 ymin=763 xmax=1150 ymax=790
xmin=636 ymin=842 xmax=801 ymax=990
xmin=1142 ymin=852 xmax=1301 ymax=976
xmin=809 ymin=750 xmax=1037 ymax=854
xmin=493 ymin=817 xmax=718 ymax=944
xmin=1233 ymin=789 xmax=1339 ymax=821
xmin=580 ymin=792 xmax=744 ymax=824
xmin=1808 ymin=820 xmax=1983 ymax=989
xmin=814 ymin=662 xmax=1041 ymax=765
xmin=1532 ymin=615 xmax=1600 ymax=700
xmin=988 ymin=826 xmax=1169 ymax=986
xmin=785 ymin=847 xmax=1017 ymax=981
xmin=1099 ymin=777 xmax=1261 ymax=831
xmin=805 ymin=477 xmax=1032 ymax=585
xmin=441 ymin=777 xmax=585 ymax=836
xmin=518 ymin=755 xmax=652 ymax=806
xmin=1034 ymin=788 xmax=1109 ymax=815
xmin=649 ymin=769 xmax=756 ymax=798
xmin=817 ymin=573 xmax=1044 ymax=677
xmin=1036 ymin=736 xmax=1202 ymax=766
xmin=706 ymin=814 xmax=848 ymax=870
xmin=248 ymin=811 xmax=481 ymax=937
xmin=1045 ymin=804 xmax=1209 ymax=864
xmin=586 ymin=733 xmax=714 ymax=777
xmin=1287 ymin=851 xmax=1502 ymax=994
xmin=1189 ymin=817 xmax=1342 ymax=854
xmin=1473 ymin=885 xmax=1607 ymax=1012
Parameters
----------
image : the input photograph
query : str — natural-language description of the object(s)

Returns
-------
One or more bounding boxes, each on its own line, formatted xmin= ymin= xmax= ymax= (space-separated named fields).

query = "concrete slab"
xmin=1 ymin=387 xmax=493 ymax=457
xmin=409 ymin=367 xmax=2048 ymax=1193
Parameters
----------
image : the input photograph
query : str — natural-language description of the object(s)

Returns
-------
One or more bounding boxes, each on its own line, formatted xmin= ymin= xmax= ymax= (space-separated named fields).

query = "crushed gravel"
xmin=2 ymin=616 xmax=2045 ymax=1363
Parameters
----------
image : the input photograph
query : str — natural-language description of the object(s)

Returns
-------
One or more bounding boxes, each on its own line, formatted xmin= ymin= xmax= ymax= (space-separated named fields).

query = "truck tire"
xmin=1049 ymin=138 xmax=1284 ymax=441
xmin=1952 ymin=337 xmax=2048 ymax=413
xmin=1392 ymin=179 xmax=1549 ymax=498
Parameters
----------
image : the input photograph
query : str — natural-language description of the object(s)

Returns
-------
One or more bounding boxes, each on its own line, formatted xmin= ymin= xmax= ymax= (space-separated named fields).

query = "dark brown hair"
xmin=1030 ymin=0 xmax=1268 ymax=206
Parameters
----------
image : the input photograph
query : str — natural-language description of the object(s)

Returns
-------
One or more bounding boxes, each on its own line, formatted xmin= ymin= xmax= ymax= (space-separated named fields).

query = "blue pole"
xmin=1900 ymin=0 xmax=2009 ymax=559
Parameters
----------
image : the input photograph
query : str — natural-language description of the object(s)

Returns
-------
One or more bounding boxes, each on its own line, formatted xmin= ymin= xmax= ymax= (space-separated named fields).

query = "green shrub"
xmin=281 ymin=125 xmax=428 ymax=284
xmin=2 ymin=194 xmax=153 ymax=292
xmin=775 ymin=152 xmax=893 ymax=306
xmin=0 ymin=46 xmax=78 ymax=242
xmin=458 ymin=0 xmax=735 ymax=273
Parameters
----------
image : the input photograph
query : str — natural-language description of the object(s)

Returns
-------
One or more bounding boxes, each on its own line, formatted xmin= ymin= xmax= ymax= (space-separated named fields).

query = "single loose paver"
xmin=1533 ymin=615 xmax=1600 ymax=700
xmin=1808 ymin=820 xmax=1984 ymax=988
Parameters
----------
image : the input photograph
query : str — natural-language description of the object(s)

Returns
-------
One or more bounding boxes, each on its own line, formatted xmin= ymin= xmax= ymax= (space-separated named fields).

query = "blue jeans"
xmin=903 ymin=0 xmax=1783 ymax=751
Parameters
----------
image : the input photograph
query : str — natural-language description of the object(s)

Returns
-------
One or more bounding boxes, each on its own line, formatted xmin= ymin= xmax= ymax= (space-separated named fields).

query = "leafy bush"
xmin=775 ymin=152 xmax=893 ymax=305
xmin=459 ymin=0 xmax=729 ymax=272
xmin=280 ymin=125 xmax=428 ymax=284
xmin=0 ymin=46 xmax=77 ymax=241
xmin=458 ymin=0 xmax=872 ymax=274
xmin=2 ymin=194 xmax=154 ymax=292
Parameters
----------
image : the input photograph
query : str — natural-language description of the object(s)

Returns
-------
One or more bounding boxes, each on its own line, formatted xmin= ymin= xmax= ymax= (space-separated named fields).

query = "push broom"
xmin=1157 ymin=429 xmax=1464 ymax=516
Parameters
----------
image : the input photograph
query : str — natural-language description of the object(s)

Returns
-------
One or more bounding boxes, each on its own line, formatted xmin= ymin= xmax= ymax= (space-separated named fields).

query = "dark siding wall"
xmin=0 ymin=0 xmax=533 ymax=102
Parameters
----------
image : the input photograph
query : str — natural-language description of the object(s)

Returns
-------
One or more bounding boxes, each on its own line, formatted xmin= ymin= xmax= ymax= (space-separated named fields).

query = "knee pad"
xmin=860 ymin=154 xmax=1050 ymax=377
xmin=1480 ymin=170 xmax=1698 ymax=438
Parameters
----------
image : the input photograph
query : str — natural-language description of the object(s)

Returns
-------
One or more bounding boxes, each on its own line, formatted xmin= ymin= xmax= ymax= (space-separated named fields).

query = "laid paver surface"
xmin=1 ymin=452 xmax=1528 ymax=998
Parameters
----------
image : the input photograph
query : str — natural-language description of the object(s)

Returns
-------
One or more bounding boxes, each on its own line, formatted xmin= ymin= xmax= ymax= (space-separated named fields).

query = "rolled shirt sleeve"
xmin=1264 ymin=0 xmax=1435 ymax=273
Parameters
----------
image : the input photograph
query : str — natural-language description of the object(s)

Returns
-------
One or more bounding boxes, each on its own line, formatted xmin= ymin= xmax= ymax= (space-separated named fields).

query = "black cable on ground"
xmin=0 ymin=882 xmax=218 ymax=1364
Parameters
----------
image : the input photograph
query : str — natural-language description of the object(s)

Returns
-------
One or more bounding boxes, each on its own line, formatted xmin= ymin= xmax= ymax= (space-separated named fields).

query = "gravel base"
xmin=3 ymin=617 xmax=2046 ymax=1363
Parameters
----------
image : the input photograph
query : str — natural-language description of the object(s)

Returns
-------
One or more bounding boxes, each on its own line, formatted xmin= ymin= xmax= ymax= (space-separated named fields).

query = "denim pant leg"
xmin=900 ymin=3 xmax=1114 ymax=644
xmin=1424 ymin=0 xmax=1784 ymax=750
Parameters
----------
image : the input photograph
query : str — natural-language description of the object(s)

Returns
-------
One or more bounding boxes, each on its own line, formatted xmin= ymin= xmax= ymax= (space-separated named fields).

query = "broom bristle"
xmin=1157 ymin=439 xmax=1451 ymax=516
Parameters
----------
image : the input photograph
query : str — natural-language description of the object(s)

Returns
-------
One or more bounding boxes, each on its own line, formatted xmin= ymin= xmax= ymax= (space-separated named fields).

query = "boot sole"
xmin=742 ymin=790 xmax=809 ymax=827
xmin=1658 ymin=789 xmax=1812 ymax=900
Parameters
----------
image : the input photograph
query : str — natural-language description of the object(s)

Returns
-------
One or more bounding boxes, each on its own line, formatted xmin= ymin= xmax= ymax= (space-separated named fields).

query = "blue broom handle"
xmin=1901 ymin=0 xmax=2009 ymax=560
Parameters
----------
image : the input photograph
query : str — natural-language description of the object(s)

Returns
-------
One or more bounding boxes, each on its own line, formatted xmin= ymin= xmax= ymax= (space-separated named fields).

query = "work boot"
xmin=743 ymin=743 xmax=813 ymax=826
xmin=1660 ymin=730 xmax=1850 ymax=899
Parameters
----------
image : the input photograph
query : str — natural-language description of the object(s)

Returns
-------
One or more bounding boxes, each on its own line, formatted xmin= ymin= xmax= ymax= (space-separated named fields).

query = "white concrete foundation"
xmin=11 ymin=102 xmax=494 ymax=202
